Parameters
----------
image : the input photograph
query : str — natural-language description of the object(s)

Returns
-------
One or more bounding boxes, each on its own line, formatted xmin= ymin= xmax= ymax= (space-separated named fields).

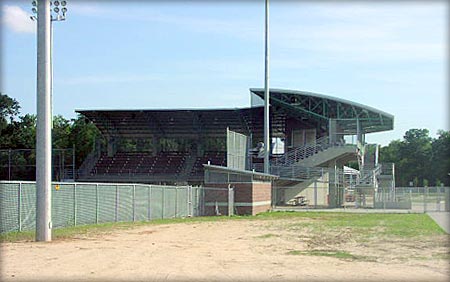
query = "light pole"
xmin=263 ymin=0 xmax=270 ymax=174
xmin=32 ymin=0 xmax=68 ymax=242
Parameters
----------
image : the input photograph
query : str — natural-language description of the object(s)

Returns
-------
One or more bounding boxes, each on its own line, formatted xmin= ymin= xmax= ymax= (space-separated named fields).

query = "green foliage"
xmin=52 ymin=115 xmax=72 ymax=149
xmin=0 ymin=92 xmax=20 ymax=130
xmin=68 ymin=115 xmax=102 ymax=167
xmin=0 ymin=114 xmax=36 ymax=149
xmin=380 ymin=128 xmax=450 ymax=186
xmin=0 ymin=93 xmax=103 ymax=177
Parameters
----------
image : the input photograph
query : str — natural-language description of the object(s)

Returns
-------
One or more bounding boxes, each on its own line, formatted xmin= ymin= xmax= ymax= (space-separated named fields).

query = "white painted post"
xmin=174 ymin=186 xmax=178 ymax=218
xmin=263 ymin=0 xmax=270 ymax=174
xmin=161 ymin=187 xmax=165 ymax=219
xmin=228 ymin=185 xmax=234 ymax=216
xmin=132 ymin=185 xmax=136 ymax=222
xmin=115 ymin=185 xmax=119 ymax=222
xmin=95 ymin=184 xmax=99 ymax=224
xmin=314 ymin=180 xmax=317 ymax=208
xmin=73 ymin=183 xmax=77 ymax=226
xmin=18 ymin=183 xmax=22 ymax=231
xmin=36 ymin=0 xmax=52 ymax=242
xmin=148 ymin=185 xmax=152 ymax=220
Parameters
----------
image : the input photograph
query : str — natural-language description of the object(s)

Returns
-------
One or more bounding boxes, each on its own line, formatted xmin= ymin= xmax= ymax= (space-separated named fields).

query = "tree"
xmin=431 ymin=130 xmax=450 ymax=186
xmin=400 ymin=129 xmax=432 ymax=186
xmin=380 ymin=129 xmax=449 ymax=186
xmin=52 ymin=115 xmax=71 ymax=149
xmin=0 ymin=93 xmax=20 ymax=126
xmin=0 ymin=114 xmax=36 ymax=149
xmin=69 ymin=115 xmax=102 ymax=167
xmin=0 ymin=93 xmax=21 ymax=146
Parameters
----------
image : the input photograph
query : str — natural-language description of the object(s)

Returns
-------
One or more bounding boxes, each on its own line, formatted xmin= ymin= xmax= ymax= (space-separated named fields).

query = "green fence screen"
xmin=0 ymin=181 xmax=198 ymax=234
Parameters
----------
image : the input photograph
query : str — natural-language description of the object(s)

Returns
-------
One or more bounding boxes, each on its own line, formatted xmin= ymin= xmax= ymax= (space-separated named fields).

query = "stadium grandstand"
xmin=76 ymin=88 xmax=394 ymax=207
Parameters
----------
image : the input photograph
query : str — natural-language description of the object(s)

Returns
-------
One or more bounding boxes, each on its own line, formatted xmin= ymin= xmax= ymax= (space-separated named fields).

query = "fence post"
xmin=188 ymin=186 xmax=192 ymax=217
xmin=74 ymin=183 xmax=77 ymax=226
xmin=148 ymin=185 xmax=152 ymax=220
xmin=18 ymin=183 xmax=22 ymax=231
xmin=162 ymin=187 xmax=165 ymax=219
xmin=132 ymin=185 xmax=136 ymax=222
xmin=175 ymin=186 xmax=178 ymax=218
xmin=314 ymin=180 xmax=317 ymax=209
xmin=445 ymin=187 xmax=450 ymax=212
xmin=8 ymin=149 xmax=11 ymax=180
xmin=228 ymin=185 xmax=234 ymax=216
xmin=115 ymin=185 xmax=119 ymax=222
xmin=95 ymin=184 xmax=99 ymax=224
xmin=423 ymin=187 xmax=427 ymax=213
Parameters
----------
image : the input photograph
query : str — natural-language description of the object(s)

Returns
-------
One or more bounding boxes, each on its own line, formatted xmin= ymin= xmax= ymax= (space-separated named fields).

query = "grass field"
xmin=1 ymin=211 xmax=449 ymax=281
xmin=1 ymin=211 xmax=445 ymax=243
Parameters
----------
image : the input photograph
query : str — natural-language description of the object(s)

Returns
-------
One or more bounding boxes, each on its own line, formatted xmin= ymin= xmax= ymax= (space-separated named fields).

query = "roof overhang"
xmin=250 ymin=88 xmax=394 ymax=134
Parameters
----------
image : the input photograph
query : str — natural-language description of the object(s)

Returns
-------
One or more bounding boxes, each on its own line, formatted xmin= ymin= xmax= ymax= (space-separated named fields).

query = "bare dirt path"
xmin=1 ymin=219 xmax=449 ymax=282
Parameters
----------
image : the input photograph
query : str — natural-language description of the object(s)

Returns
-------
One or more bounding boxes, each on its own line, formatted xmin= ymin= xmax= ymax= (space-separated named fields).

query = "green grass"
xmin=1 ymin=211 xmax=445 ymax=242
xmin=0 ymin=216 xmax=243 ymax=242
xmin=259 ymin=211 xmax=445 ymax=237
xmin=286 ymin=249 xmax=374 ymax=261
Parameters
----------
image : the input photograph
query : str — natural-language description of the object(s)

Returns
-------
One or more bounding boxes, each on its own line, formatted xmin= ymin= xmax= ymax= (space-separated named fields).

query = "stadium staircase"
xmin=271 ymin=136 xmax=357 ymax=168
xmin=260 ymin=137 xmax=394 ymax=206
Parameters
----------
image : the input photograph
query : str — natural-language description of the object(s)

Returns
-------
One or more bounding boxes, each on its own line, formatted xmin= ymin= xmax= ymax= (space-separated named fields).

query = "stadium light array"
xmin=31 ymin=0 xmax=68 ymax=21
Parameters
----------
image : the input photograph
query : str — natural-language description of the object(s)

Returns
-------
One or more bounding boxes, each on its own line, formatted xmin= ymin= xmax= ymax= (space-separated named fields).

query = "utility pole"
xmin=263 ymin=0 xmax=270 ymax=174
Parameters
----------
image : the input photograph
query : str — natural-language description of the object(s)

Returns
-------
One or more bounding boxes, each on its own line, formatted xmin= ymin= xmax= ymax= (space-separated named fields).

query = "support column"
xmin=107 ymin=136 xmax=116 ymax=157
xmin=152 ymin=136 xmax=160 ymax=156
xmin=328 ymin=119 xmax=337 ymax=144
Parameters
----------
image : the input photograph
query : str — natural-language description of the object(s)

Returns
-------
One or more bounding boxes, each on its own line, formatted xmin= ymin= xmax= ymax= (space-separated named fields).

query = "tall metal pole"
xmin=263 ymin=0 xmax=270 ymax=174
xmin=36 ymin=0 xmax=52 ymax=242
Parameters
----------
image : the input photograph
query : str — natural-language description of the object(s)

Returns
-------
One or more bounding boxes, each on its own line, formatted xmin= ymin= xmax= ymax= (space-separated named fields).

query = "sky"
xmin=1 ymin=0 xmax=448 ymax=146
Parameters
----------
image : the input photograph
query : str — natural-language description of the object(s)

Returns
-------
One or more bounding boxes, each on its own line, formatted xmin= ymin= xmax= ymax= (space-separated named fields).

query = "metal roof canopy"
xmin=76 ymin=107 xmax=287 ymax=139
xmin=250 ymin=88 xmax=394 ymax=134
xmin=77 ymin=88 xmax=393 ymax=139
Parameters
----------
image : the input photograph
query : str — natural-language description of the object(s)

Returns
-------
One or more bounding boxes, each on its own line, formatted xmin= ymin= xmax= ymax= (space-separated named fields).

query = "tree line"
xmin=1 ymin=93 xmax=449 ymax=186
xmin=0 ymin=93 xmax=101 ymax=172
xmin=380 ymin=128 xmax=449 ymax=187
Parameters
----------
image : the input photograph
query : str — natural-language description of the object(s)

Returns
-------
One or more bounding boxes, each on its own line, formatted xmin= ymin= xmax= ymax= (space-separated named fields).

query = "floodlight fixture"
xmin=31 ymin=1 xmax=68 ymax=21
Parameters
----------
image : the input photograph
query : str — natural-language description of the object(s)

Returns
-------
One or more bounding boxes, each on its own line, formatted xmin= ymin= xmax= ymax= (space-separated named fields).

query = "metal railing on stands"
xmin=272 ymin=136 xmax=335 ymax=166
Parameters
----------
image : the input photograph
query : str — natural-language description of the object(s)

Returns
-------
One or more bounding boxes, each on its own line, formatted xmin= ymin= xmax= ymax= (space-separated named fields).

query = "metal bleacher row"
xmin=90 ymin=151 xmax=226 ymax=178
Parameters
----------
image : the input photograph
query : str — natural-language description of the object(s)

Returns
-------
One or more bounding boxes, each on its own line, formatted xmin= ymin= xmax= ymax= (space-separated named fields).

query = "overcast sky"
xmin=1 ymin=0 xmax=448 ymax=145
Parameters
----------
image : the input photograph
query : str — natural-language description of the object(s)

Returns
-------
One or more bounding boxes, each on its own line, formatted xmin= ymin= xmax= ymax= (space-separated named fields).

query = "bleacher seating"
xmin=190 ymin=151 xmax=226 ymax=176
xmin=91 ymin=151 xmax=188 ymax=176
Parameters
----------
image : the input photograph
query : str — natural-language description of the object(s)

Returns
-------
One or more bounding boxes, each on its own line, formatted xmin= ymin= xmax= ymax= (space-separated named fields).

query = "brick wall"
xmin=204 ymin=182 xmax=272 ymax=216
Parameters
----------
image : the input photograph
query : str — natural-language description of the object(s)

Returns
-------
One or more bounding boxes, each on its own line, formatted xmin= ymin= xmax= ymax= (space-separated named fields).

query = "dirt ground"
xmin=1 ymin=218 xmax=449 ymax=282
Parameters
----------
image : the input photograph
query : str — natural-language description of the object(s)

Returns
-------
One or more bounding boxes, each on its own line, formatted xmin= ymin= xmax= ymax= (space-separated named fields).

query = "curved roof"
xmin=250 ymin=88 xmax=394 ymax=134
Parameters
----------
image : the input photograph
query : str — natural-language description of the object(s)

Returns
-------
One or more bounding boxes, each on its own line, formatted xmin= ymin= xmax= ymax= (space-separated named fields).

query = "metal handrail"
xmin=271 ymin=136 xmax=331 ymax=166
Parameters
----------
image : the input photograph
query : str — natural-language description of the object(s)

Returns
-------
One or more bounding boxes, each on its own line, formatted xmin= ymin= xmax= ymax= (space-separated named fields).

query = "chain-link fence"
xmin=0 ymin=181 xmax=234 ymax=234
xmin=274 ymin=184 xmax=450 ymax=213
xmin=0 ymin=149 xmax=75 ymax=181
